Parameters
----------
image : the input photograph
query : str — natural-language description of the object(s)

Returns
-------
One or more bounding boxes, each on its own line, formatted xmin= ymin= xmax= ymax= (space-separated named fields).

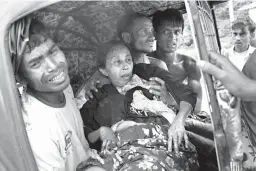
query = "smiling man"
xmin=222 ymin=17 xmax=256 ymax=71
xmin=117 ymin=13 xmax=157 ymax=65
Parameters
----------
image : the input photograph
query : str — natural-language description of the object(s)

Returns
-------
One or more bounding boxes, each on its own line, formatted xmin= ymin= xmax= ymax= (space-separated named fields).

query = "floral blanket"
xmin=77 ymin=123 xmax=199 ymax=171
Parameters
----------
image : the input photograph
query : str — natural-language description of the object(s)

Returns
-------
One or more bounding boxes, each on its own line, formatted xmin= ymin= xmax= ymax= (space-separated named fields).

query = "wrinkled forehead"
xmin=23 ymin=38 xmax=56 ymax=64
xmin=26 ymin=37 xmax=55 ymax=54
xmin=24 ymin=33 xmax=53 ymax=53
xmin=131 ymin=17 xmax=153 ymax=32
xmin=106 ymin=44 xmax=130 ymax=59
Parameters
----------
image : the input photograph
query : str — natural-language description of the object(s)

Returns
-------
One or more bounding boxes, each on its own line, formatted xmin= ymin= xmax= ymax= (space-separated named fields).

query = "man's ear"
xmin=15 ymin=74 xmax=27 ymax=85
xmin=153 ymin=30 xmax=157 ymax=37
xmin=121 ymin=32 xmax=131 ymax=44
xmin=99 ymin=68 xmax=109 ymax=77
xmin=250 ymin=32 xmax=255 ymax=39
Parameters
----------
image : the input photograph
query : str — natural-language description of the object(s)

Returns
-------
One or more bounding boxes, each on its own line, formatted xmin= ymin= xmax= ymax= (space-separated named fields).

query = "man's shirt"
xmin=222 ymin=45 xmax=256 ymax=71
xmin=22 ymin=85 xmax=90 ymax=171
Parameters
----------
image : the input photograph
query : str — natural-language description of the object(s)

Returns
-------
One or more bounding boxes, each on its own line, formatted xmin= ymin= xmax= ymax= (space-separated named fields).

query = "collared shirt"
xmin=222 ymin=45 xmax=256 ymax=71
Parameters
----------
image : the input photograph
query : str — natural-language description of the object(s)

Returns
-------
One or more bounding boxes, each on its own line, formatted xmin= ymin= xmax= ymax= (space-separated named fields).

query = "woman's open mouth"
xmin=121 ymin=74 xmax=131 ymax=80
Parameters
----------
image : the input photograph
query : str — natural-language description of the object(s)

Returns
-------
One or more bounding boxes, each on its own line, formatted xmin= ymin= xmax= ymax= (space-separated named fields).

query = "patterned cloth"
xmin=79 ymin=64 xmax=200 ymax=170
xmin=77 ymin=123 xmax=199 ymax=171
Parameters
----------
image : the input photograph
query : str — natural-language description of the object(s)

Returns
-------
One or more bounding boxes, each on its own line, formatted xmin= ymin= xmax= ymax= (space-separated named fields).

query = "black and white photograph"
xmin=0 ymin=1 xmax=256 ymax=171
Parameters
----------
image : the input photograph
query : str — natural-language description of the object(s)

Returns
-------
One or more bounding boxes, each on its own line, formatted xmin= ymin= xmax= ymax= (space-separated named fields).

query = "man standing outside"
xmin=222 ymin=17 xmax=256 ymax=71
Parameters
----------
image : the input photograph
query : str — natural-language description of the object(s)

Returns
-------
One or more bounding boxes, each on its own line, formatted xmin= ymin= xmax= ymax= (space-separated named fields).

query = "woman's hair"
xmin=152 ymin=8 xmax=184 ymax=32
xmin=97 ymin=40 xmax=128 ymax=69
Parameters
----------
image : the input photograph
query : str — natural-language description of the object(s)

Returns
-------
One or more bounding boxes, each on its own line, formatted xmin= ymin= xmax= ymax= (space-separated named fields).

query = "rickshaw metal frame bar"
xmin=184 ymin=0 xmax=231 ymax=171
xmin=210 ymin=3 xmax=222 ymax=52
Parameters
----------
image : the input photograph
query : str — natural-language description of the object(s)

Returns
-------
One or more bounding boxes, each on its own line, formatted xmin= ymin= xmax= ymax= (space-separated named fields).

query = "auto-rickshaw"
xmin=0 ymin=1 xmax=241 ymax=171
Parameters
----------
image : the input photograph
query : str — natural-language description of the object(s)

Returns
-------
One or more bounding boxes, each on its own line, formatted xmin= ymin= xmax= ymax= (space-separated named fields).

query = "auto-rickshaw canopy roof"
xmin=0 ymin=1 xmax=226 ymax=171
xmin=32 ymin=1 xmax=223 ymax=93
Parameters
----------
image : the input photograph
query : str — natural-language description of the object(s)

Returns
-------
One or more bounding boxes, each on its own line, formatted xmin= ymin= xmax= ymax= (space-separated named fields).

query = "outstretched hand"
xmin=197 ymin=51 xmax=253 ymax=100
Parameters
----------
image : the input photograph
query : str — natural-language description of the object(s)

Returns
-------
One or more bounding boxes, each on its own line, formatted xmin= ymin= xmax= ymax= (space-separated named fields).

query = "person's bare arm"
xmin=188 ymin=78 xmax=202 ymax=113
xmin=168 ymin=101 xmax=191 ymax=152
xmin=133 ymin=64 xmax=197 ymax=152
xmin=198 ymin=51 xmax=256 ymax=101
xmin=75 ymin=70 xmax=110 ymax=100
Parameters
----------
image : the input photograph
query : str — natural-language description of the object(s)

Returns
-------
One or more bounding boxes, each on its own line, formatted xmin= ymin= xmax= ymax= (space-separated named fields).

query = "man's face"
xmin=155 ymin=21 xmax=182 ymax=53
xmin=19 ymin=37 xmax=70 ymax=93
xmin=102 ymin=44 xmax=133 ymax=88
xmin=130 ymin=17 xmax=155 ymax=53
xmin=232 ymin=26 xmax=251 ymax=52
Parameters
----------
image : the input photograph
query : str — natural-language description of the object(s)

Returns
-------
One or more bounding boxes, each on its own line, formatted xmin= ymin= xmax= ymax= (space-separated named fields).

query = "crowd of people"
xmin=9 ymin=5 xmax=256 ymax=171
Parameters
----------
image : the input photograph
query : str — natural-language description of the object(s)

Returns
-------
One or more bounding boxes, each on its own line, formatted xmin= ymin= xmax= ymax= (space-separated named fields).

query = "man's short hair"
xmin=231 ymin=17 xmax=256 ymax=33
xmin=116 ymin=13 xmax=148 ymax=39
xmin=152 ymin=8 xmax=184 ymax=32
xmin=97 ymin=40 xmax=128 ymax=69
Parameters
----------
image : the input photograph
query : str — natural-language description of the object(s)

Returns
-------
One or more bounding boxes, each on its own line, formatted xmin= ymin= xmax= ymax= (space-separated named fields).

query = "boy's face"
xmin=232 ymin=26 xmax=251 ymax=52
xmin=130 ymin=17 xmax=155 ymax=53
xmin=101 ymin=44 xmax=133 ymax=88
xmin=155 ymin=21 xmax=182 ymax=53
xmin=19 ymin=37 xmax=70 ymax=93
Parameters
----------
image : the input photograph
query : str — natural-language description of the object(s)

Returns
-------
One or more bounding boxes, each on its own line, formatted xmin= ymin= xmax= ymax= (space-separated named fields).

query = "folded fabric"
xmin=131 ymin=90 xmax=176 ymax=124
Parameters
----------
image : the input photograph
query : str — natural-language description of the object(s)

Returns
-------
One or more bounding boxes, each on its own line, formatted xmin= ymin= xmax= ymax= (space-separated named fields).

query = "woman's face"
xmin=101 ymin=44 xmax=133 ymax=88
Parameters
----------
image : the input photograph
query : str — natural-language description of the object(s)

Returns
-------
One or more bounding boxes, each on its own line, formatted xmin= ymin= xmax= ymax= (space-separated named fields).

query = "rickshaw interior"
xmin=0 ymin=1 xmax=234 ymax=171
